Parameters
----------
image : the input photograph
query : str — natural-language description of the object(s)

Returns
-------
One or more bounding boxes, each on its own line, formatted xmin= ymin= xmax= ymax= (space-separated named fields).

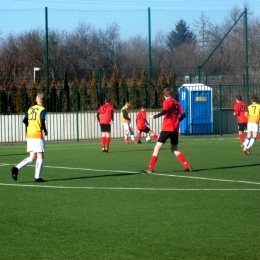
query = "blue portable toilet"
xmin=179 ymin=84 xmax=213 ymax=134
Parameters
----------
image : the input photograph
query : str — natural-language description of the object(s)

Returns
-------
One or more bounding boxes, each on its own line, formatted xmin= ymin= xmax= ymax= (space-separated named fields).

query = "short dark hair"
xmin=141 ymin=104 xmax=146 ymax=109
xmin=236 ymin=95 xmax=242 ymax=101
xmin=163 ymin=88 xmax=172 ymax=97
xmin=105 ymin=97 xmax=111 ymax=103
xmin=251 ymin=95 xmax=258 ymax=102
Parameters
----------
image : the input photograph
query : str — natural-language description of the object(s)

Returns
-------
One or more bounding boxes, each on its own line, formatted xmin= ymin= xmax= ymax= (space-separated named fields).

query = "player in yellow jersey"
xmin=11 ymin=93 xmax=48 ymax=182
xmin=121 ymin=102 xmax=137 ymax=144
xmin=243 ymin=95 xmax=260 ymax=155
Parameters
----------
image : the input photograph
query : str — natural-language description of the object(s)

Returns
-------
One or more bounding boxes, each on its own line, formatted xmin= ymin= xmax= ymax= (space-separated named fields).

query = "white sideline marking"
xmin=1 ymin=162 xmax=260 ymax=186
xmin=0 ymin=183 xmax=259 ymax=191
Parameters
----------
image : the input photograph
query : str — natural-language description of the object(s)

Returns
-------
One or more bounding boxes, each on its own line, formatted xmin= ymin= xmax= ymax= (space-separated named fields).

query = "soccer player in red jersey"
xmin=97 ymin=97 xmax=114 ymax=152
xmin=141 ymin=88 xmax=192 ymax=173
xmin=136 ymin=105 xmax=158 ymax=143
xmin=233 ymin=95 xmax=248 ymax=145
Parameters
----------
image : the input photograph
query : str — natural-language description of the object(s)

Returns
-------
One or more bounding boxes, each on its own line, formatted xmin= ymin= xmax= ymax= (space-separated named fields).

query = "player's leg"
xmin=137 ymin=130 xmax=142 ymax=143
xmin=170 ymin=132 xmax=192 ymax=171
xmin=34 ymin=139 xmax=46 ymax=182
xmin=141 ymin=132 xmax=168 ymax=173
xmin=123 ymin=123 xmax=129 ymax=143
xmin=105 ymin=130 xmax=111 ymax=152
xmin=11 ymin=139 xmax=36 ymax=181
xmin=149 ymin=129 xmax=158 ymax=140
xmin=128 ymin=123 xmax=137 ymax=144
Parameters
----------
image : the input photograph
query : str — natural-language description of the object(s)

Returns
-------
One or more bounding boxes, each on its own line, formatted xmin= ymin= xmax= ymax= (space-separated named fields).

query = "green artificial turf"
xmin=0 ymin=136 xmax=260 ymax=259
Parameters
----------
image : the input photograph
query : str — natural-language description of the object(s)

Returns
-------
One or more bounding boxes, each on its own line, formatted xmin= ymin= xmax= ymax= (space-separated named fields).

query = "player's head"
xmin=163 ymin=88 xmax=172 ymax=98
xmin=236 ymin=95 xmax=242 ymax=101
xmin=141 ymin=104 xmax=146 ymax=110
xmin=251 ymin=95 xmax=258 ymax=103
xmin=125 ymin=102 xmax=131 ymax=108
xmin=105 ymin=97 xmax=111 ymax=103
xmin=36 ymin=93 xmax=45 ymax=105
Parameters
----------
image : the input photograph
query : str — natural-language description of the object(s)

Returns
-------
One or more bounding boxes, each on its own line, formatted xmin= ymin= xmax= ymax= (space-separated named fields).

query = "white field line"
xmin=0 ymin=183 xmax=260 ymax=191
xmin=1 ymin=163 xmax=260 ymax=187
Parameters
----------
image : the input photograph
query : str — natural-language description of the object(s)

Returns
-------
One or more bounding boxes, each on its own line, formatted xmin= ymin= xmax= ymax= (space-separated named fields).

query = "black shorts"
xmin=138 ymin=126 xmax=150 ymax=134
xmin=157 ymin=131 xmax=179 ymax=145
xmin=238 ymin=123 xmax=247 ymax=132
xmin=100 ymin=124 xmax=111 ymax=133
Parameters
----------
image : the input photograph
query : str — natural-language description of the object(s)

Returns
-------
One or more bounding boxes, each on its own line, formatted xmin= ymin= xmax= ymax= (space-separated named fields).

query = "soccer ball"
xmin=146 ymin=136 xmax=151 ymax=142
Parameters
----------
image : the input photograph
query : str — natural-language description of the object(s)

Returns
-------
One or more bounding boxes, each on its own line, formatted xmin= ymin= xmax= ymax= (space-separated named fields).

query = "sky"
xmin=1 ymin=0 xmax=260 ymax=40
xmin=3 ymin=0 xmax=260 ymax=12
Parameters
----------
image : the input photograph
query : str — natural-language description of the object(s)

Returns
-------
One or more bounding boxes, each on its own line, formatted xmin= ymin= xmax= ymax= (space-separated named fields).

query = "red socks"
xmin=149 ymin=156 xmax=158 ymax=170
xmin=177 ymin=153 xmax=191 ymax=169
xmin=153 ymin=134 xmax=158 ymax=140
xmin=102 ymin=137 xmax=110 ymax=148
xmin=102 ymin=137 xmax=106 ymax=146
xmin=239 ymin=133 xmax=245 ymax=143
xmin=138 ymin=132 xmax=142 ymax=140
xmin=106 ymin=137 xmax=110 ymax=148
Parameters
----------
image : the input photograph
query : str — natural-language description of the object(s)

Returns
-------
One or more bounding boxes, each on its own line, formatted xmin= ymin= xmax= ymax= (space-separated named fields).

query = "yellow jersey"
xmin=121 ymin=106 xmax=130 ymax=123
xmin=247 ymin=103 xmax=260 ymax=124
xmin=25 ymin=104 xmax=46 ymax=139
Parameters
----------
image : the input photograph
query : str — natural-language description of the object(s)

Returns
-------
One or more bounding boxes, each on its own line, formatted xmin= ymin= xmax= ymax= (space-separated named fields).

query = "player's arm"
xmin=179 ymin=112 xmax=186 ymax=122
xmin=96 ymin=112 xmax=100 ymax=123
xmin=233 ymin=105 xmax=239 ymax=116
xmin=23 ymin=113 xmax=28 ymax=127
xmin=40 ymin=110 xmax=48 ymax=136
xmin=122 ymin=109 xmax=131 ymax=121
xmin=110 ymin=110 xmax=114 ymax=124
xmin=145 ymin=119 xmax=149 ymax=125
xmin=150 ymin=110 xmax=167 ymax=119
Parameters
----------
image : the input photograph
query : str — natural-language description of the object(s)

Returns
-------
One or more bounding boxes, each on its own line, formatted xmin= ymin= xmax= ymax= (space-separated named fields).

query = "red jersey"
xmin=136 ymin=110 xmax=147 ymax=130
xmin=233 ymin=101 xmax=248 ymax=123
xmin=98 ymin=103 xmax=114 ymax=124
xmin=162 ymin=97 xmax=184 ymax=132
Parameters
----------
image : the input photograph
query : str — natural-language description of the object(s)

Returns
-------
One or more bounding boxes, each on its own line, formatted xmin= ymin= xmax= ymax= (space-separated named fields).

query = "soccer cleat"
xmin=102 ymin=147 xmax=106 ymax=152
xmin=243 ymin=148 xmax=250 ymax=155
xmin=240 ymin=143 xmax=245 ymax=147
xmin=104 ymin=147 xmax=109 ymax=153
xmin=132 ymin=140 xmax=137 ymax=144
xmin=137 ymin=140 xmax=142 ymax=144
xmin=141 ymin=168 xmax=154 ymax=174
xmin=124 ymin=139 xmax=129 ymax=144
xmin=11 ymin=167 xmax=19 ymax=181
xmin=34 ymin=178 xmax=46 ymax=182
xmin=184 ymin=167 xmax=193 ymax=172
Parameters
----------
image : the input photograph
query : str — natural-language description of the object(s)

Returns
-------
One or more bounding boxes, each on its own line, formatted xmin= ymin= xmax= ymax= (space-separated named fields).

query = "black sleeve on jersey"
xmin=122 ymin=109 xmax=131 ymax=120
xmin=23 ymin=118 xmax=28 ymax=127
xmin=153 ymin=110 xmax=167 ymax=119
xmin=111 ymin=110 xmax=114 ymax=121
xmin=41 ymin=119 xmax=48 ymax=135
xmin=97 ymin=112 xmax=100 ymax=123
xmin=179 ymin=112 xmax=186 ymax=122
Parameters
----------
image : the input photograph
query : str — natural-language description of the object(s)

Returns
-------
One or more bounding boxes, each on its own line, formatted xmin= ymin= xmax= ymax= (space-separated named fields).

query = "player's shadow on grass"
xmin=47 ymin=172 xmax=140 ymax=182
xmin=0 ymin=153 xmax=27 ymax=157
xmin=163 ymin=162 xmax=260 ymax=173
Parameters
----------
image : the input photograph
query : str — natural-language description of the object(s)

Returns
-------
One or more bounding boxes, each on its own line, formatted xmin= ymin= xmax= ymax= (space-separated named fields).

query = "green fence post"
xmin=219 ymin=84 xmax=222 ymax=136
xmin=148 ymin=8 xmax=152 ymax=86
xmin=45 ymin=7 xmax=49 ymax=97
xmin=244 ymin=8 xmax=249 ymax=104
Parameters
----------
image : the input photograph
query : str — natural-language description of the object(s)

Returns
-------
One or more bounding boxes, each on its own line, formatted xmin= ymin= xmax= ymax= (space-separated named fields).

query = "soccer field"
xmin=0 ymin=137 xmax=260 ymax=259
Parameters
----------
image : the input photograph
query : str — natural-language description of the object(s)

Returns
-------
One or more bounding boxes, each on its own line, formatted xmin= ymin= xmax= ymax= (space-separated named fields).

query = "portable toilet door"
xmin=179 ymin=84 xmax=213 ymax=134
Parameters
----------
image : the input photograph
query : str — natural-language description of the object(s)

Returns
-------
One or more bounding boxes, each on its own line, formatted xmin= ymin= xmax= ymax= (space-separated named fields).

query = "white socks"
xmin=35 ymin=158 xmax=44 ymax=179
xmin=16 ymin=157 xmax=33 ymax=170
